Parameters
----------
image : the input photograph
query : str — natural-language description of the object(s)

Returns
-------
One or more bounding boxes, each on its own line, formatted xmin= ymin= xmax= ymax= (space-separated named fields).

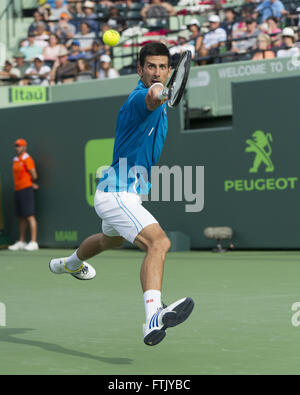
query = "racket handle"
xmin=158 ymin=87 xmax=169 ymax=101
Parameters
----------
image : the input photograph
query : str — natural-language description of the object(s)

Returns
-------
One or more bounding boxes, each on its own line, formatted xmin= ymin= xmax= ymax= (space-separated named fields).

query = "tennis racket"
xmin=158 ymin=50 xmax=192 ymax=108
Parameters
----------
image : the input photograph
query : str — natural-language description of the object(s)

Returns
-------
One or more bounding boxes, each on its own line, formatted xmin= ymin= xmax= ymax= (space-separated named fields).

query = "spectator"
xmin=85 ymin=39 xmax=106 ymax=73
xmin=82 ymin=1 xmax=99 ymax=33
xmin=141 ymin=0 xmax=176 ymax=28
xmin=50 ymin=45 xmax=77 ymax=84
xmin=221 ymin=7 xmax=237 ymax=48
xmin=187 ymin=18 xmax=203 ymax=54
xmin=13 ymin=52 xmax=30 ymax=81
xmin=169 ymin=30 xmax=195 ymax=58
xmin=28 ymin=11 xmax=48 ymax=36
xmin=252 ymin=33 xmax=275 ymax=60
xmin=277 ymin=27 xmax=300 ymax=58
xmin=20 ymin=33 xmax=43 ymax=61
xmin=75 ymin=57 xmax=94 ymax=81
xmin=199 ymin=15 xmax=227 ymax=63
xmin=23 ymin=55 xmax=51 ymax=86
xmin=67 ymin=0 xmax=84 ymax=21
xmin=232 ymin=6 xmax=252 ymax=39
xmin=231 ymin=18 xmax=260 ymax=53
xmin=255 ymin=0 xmax=288 ymax=23
xmin=42 ymin=33 xmax=62 ymax=62
xmin=105 ymin=5 xmax=127 ymax=32
xmin=51 ymin=0 xmax=69 ymax=20
xmin=263 ymin=16 xmax=282 ymax=47
xmin=47 ymin=0 xmax=67 ymax=8
xmin=97 ymin=54 xmax=119 ymax=79
xmin=97 ymin=0 xmax=113 ymax=7
xmin=68 ymin=40 xmax=86 ymax=61
xmin=8 ymin=138 xmax=39 ymax=252
xmin=33 ymin=22 xmax=51 ymax=48
xmin=141 ymin=0 xmax=176 ymax=19
xmin=73 ymin=21 xmax=96 ymax=52
xmin=38 ymin=3 xmax=52 ymax=22
xmin=54 ymin=12 xmax=76 ymax=44
xmin=0 ymin=59 xmax=21 ymax=85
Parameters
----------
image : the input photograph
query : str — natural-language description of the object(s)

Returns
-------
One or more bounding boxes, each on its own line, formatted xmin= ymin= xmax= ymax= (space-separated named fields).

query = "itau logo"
xmin=245 ymin=130 xmax=274 ymax=173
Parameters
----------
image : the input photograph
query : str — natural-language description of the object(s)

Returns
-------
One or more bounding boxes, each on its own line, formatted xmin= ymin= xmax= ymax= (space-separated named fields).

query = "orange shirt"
xmin=12 ymin=152 xmax=35 ymax=191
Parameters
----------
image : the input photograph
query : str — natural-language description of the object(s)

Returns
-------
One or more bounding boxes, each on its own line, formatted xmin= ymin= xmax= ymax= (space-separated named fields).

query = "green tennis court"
xmin=1 ymin=249 xmax=300 ymax=375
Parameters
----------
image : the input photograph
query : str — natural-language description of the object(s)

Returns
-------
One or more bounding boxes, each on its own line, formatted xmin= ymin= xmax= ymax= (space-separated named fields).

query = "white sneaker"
xmin=143 ymin=297 xmax=194 ymax=346
xmin=24 ymin=241 xmax=39 ymax=251
xmin=8 ymin=241 xmax=27 ymax=251
xmin=49 ymin=257 xmax=96 ymax=280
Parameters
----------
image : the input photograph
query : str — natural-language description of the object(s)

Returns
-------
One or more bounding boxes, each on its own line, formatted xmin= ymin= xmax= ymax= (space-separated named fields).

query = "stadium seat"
xmin=126 ymin=10 xmax=143 ymax=27
xmin=128 ymin=3 xmax=144 ymax=11
xmin=96 ymin=4 xmax=109 ymax=19
xmin=119 ymin=64 xmax=137 ymax=75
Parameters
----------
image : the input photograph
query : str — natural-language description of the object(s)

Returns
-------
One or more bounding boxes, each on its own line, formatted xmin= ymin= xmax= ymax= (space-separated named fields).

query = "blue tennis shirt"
xmin=98 ymin=80 xmax=168 ymax=194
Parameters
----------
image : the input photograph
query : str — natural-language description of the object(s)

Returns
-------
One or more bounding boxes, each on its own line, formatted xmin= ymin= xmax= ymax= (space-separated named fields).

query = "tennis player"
xmin=50 ymin=42 xmax=194 ymax=346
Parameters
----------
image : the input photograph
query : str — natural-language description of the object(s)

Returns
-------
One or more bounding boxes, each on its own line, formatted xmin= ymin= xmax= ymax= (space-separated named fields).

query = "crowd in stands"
xmin=1 ymin=0 xmax=300 ymax=86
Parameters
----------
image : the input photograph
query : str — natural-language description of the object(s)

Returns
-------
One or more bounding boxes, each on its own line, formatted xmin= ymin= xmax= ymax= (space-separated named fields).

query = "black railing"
xmin=0 ymin=0 xmax=20 ymax=49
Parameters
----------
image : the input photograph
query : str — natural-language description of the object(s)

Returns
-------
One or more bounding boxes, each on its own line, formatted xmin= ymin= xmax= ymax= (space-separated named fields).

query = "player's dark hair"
xmin=139 ymin=42 xmax=171 ymax=68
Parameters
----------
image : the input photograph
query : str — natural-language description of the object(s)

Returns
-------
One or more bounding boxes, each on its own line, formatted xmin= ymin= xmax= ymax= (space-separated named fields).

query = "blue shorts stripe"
xmin=113 ymin=193 xmax=139 ymax=233
xmin=116 ymin=193 xmax=144 ymax=231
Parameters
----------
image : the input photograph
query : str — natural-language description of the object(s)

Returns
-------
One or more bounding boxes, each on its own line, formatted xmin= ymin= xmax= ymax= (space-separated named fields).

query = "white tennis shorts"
xmin=94 ymin=190 xmax=158 ymax=244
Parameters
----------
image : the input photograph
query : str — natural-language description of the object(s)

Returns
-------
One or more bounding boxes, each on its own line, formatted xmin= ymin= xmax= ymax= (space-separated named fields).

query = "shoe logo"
xmin=149 ymin=309 xmax=161 ymax=329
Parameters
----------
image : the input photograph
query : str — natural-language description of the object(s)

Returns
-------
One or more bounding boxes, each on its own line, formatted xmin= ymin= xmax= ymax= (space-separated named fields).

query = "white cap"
xmin=34 ymin=54 xmax=44 ymax=62
xmin=83 ymin=1 xmax=95 ymax=8
xmin=100 ymin=54 xmax=111 ymax=62
xmin=209 ymin=15 xmax=220 ymax=23
xmin=187 ymin=18 xmax=200 ymax=27
xmin=282 ymin=27 xmax=295 ymax=38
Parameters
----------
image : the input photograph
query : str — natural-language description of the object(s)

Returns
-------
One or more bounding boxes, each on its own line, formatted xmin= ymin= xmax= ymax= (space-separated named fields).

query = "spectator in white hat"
xmin=198 ymin=15 xmax=227 ymax=64
xmin=82 ymin=1 xmax=98 ymax=33
xmin=277 ymin=27 xmax=299 ymax=58
xmin=187 ymin=18 xmax=203 ymax=53
xmin=97 ymin=54 xmax=119 ymax=79
xmin=23 ymin=54 xmax=51 ymax=86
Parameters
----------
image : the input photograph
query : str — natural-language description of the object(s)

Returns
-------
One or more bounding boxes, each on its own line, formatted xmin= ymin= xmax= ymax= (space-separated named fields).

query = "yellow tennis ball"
xmin=103 ymin=29 xmax=120 ymax=47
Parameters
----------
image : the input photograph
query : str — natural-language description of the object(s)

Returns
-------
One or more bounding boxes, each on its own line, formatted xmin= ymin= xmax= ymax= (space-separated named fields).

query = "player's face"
xmin=15 ymin=145 xmax=26 ymax=156
xmin=138 ymin=56 xmax=171 ymax=88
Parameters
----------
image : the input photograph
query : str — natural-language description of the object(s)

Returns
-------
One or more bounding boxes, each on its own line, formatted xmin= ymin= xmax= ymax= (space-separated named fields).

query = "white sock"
xmin=143 ymin=290 xmax=162 ymax=320
xmin=65 ymin=250 xmax=83 ymax=271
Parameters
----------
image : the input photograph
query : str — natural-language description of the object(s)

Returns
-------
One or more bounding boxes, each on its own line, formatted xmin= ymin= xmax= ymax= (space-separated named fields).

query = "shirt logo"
xmin=148 ymin=127 xmax=154 ymax=136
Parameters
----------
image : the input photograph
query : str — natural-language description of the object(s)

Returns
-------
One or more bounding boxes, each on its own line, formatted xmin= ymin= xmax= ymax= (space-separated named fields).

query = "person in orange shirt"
xmin=8 ymin=138 xmax=39 ymax=251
